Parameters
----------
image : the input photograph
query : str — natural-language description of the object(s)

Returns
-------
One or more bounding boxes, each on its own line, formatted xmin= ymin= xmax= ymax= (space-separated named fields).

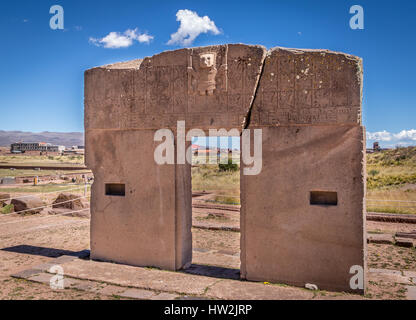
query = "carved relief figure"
xmin=188 ymin=52 xmax=218 ymax=96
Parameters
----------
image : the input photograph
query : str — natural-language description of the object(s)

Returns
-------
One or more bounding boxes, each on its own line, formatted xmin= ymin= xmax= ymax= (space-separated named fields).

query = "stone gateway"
xmin=84 ymin=44 xmax=366 ymax=294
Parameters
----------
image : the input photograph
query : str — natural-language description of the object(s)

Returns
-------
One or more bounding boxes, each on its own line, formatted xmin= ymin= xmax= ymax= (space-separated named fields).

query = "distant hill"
xmin=0 ymin=131 xmax=84 ymax=147
xmin=367 ymin=146 xmax=416 ymax=167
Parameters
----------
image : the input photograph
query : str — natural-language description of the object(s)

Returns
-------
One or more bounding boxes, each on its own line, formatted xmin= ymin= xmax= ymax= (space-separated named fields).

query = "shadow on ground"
xmin=183 ymin=264 xmax=240 ymax=280
xmin=1 ymin=245 xmax=90 ymax=259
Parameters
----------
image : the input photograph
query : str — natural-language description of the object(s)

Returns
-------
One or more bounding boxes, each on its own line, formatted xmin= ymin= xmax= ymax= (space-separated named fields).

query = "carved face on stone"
xmin=199 ymin=53 xmax=215 ymax=68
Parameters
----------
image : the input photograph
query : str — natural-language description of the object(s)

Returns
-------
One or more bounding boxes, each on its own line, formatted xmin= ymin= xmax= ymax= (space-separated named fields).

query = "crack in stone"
xmin=243 ymin=49 xmax=268 ymax=130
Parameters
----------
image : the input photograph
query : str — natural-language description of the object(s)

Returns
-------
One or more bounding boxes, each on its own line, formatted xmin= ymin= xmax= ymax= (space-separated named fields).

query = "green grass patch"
xmin=367 ymin=173 xmax=416 ymax=189
xmin=0 ymin=204 xmax=14 ymax=214
xmin=210 ymin=195 xmax=240 ymax=205
xmin=192 ymin=164 xmax=239 ymax=193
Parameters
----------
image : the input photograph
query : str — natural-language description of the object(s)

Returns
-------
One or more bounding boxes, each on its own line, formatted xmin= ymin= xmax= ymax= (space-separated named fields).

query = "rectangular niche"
xmin=105 ymin=184 xmax=126 ymax=196
xmin=310 ymin=191 xmax=338 ymax=206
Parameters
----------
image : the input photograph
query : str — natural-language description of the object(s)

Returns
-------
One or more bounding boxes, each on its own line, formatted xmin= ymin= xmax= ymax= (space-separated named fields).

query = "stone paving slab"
xmin=405 ymin=286 xmax=416 ymax=300
xmin=119 ymin=288 xmax=156 ymax=300
xmin=27 ymin=272 xmax=79 ymax=288
xmin=28 ymin=273 xmax=54 ymax=284
xmin=39 ymin=258 xmax=365 ymax=300
xmin=32 ymin=262 xmax=61 ymax=272
xmin=94 ymin=284 xmax=126 ymax=296
xmin=11 ymin=268 xmax=41 ymax=280
xmin=150 ymin=292 xmax=180 ymax=300
xmin=15 ymin=258 xmax=416 ymax=300
xmin=205 ymin=279 xmax=315 ymax=300
xmin=58 ymin=259 xmax=220 ymax=296
xmin=367 ymin=233 xmax=394 ymax=245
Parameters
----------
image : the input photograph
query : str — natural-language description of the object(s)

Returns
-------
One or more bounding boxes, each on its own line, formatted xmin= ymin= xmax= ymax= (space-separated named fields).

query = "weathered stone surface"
xmin=205 ymin=279 xmax=314 ymax=300
xmin=11 ymin=269 xmax=41 ymax=280
xmin=405 ymin=286 xmax=416 ymax=300
xmin=249 ymin=47 xmax=362 ymax=127
xmin=28 ymin=272 xmax=78 ymax=289
xmin=52 ymin=193 xmax=85 ymax=210
xmin=367 ymin=233 xmax=394 ymax=244
xmin=60 ymin=258 xmax=221 ymax=296
xmin=85 ymin=44 xmax=365 ymax=293
xmin=0 ymin=193 xmax=10 ymax=207
xmin=28 ymin=273 xmax=54 ymax=284
xmin=395 ymin=231 xmax=416 ymax=239
xmin=241 ymin=125 xmax=366 ymax=293
xmin=11 ymin=196 xmax=44 ymax=214
xmin=96 ymin=284 xmax=126 ymax=296
xmin=395 ymin=237 xmax=414 ymax=248
xmin=119 ymin=288 xmax=156 ymax=300
xmin=87 ymin=129 xmax=190 ymax=270
xmin=150 ymin=292 xmax=180 ymax=300
xmin=85 ymin=44 xmax=266 ymax=131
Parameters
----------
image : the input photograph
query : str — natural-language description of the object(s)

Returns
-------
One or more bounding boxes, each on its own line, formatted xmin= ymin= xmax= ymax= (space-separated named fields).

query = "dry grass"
xmin=0 ymin=168 xmax=90 ymax=178
xmin=192 ymin=164 xmax=240 ymax=193
xmin=366 ymin=147 xmax=416 ymax=214
xmin=191 ymin=148 xmax=416 ymax=213
xmin=367 ymin=187 xmax=416 ymax=214
xmin=0 ymin=183 xmax=89 ymax=194
xmin=0 ymin=154 xmax=84 ymax=165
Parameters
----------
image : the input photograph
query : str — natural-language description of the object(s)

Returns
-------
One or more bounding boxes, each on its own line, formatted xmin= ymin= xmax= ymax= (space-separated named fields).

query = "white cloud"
xmin=393 ymin=129 xmax=416 ymax=141
xmin=137 ymin=33 xmax=154 ymax=43
xmin=366 ymin=129 xmax=416 ymax=147
xmin=89 ymin=28 xmax=154 ymax=49
xmin=366 ymin=130 xmax=392 ymax=142
xmin=167 ymin=9 xmax=220 ymax=46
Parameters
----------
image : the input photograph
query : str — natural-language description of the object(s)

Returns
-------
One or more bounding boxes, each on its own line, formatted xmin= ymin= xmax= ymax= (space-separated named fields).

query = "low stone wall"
xmin=15 ymin=172 xmax=93 ymax=184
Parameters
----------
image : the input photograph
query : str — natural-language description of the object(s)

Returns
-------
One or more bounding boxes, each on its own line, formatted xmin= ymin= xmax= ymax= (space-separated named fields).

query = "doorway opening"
xmin=190 ymin=136 xmax=241 ymax=277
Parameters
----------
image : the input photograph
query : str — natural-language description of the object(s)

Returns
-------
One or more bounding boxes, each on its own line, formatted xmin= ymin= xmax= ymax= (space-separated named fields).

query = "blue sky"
xmin=0 ymin=0 xmax=415 ymax=148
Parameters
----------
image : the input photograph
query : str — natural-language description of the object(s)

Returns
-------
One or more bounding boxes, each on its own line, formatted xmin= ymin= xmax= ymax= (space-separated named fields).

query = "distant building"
xmin=10 ymin=142 xmax=65 ymax=153
xmin=62 ymin=145 xmax=85 ymax=155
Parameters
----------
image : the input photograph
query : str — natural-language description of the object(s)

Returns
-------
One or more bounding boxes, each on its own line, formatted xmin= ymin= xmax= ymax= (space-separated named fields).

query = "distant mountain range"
xmin=0 ymin=131 xmax=84 ymax=147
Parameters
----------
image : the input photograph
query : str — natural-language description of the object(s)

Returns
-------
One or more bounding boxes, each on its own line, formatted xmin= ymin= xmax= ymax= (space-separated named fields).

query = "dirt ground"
xmin=0 ymin=205 xmax=415 ymax=299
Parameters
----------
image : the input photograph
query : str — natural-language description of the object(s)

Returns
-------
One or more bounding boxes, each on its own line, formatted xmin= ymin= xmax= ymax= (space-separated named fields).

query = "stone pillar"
xmin=240 ymin=47 xmax=366 ymax=293
xmin=86 ymin=129 xmax=192 ymax=270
